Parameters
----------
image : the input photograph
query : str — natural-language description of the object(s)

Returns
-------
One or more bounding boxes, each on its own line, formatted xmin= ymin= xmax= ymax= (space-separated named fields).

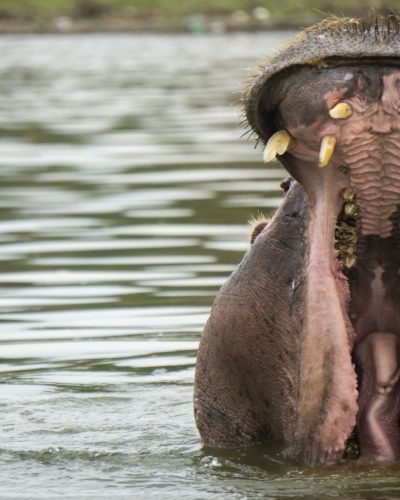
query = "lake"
xmin=0 ymin=31 xmax=399 ymax=498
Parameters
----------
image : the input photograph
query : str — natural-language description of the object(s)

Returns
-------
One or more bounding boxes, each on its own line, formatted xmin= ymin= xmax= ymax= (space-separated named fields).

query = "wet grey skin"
xmin=194 ymin=16 xmax=400 ymax=466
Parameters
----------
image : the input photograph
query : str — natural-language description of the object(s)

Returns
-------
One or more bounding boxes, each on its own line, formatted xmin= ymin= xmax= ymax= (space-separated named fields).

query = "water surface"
xmin=1 ymin=32 xmax=400 ymax=498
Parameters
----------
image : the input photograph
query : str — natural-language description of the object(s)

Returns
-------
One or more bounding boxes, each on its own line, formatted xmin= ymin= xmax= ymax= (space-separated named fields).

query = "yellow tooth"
xmin=329 ymin=102 xmax=353 ymax=119
xmin=342 ymin=187 xmax=355 ymax=201
xmin=344 ymin=203 xmax=357 ymax=216
xmin=342 ymin=246 xmax=354 ymax=256
xmin=263 ymin=130 xmax=292 ymax=163
xmin=319 ymin=136 xmax=336 ymax=168
xmin=344 ymin=255 xmax=356 ymax=269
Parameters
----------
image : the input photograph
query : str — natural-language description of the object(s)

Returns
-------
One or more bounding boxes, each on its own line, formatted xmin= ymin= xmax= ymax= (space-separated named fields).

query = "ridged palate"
xmin=341 ymin=132 xmax=400 ymax=238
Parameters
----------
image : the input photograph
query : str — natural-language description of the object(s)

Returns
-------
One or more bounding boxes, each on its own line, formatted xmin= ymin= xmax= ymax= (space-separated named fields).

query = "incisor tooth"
xmin=344 ymin=255 xmax=356 ymax=269
xmin=344 ymin=246 xmax=354 ymax=256
xmin=342 ymin=187 xmax=355 ymax=201
xmin=263 ymin=130 xmax=292 ymax=163
xmin=329 ymin=102 xmax=353 ymax=119
xmin=344 ymin=203 xmax=357 ymax=216
xmin=319 ymin=136 xmax=336 ymax=168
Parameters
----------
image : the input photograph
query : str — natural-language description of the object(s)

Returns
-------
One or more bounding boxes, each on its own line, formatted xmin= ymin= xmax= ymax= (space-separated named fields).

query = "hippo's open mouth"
xmin=254 ymin=61 xmax=400 ymax=464
xmin=194 ymin=16 xmax=400 ymax=467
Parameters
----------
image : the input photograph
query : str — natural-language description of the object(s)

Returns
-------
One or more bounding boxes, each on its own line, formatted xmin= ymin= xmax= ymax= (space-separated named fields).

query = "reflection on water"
xmin=1 ymin=32 xmax=400 ymax=497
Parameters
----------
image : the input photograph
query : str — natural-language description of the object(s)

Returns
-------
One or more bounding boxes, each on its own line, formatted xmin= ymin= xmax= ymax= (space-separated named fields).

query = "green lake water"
xmin=0 ymin=32 xmax=400 ymax=498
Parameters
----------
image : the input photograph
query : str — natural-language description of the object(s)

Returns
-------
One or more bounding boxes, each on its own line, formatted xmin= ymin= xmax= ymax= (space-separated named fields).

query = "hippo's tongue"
xmin=355 ymin=332 xmax=400 ymax=461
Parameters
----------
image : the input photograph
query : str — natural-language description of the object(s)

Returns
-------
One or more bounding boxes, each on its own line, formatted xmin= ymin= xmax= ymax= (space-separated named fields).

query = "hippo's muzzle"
xmin=194 ymin=16 xmax=400 ymax=466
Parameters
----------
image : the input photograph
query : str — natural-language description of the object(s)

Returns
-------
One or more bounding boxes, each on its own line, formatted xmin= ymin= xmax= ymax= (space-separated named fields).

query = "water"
xmin=1 ymin=32 xmax=400 ymax=498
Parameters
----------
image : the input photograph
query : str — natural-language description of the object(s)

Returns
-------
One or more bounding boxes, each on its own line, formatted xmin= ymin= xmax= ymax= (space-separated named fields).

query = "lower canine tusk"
xmin=319 ymin=136 xmax=336 ymax=168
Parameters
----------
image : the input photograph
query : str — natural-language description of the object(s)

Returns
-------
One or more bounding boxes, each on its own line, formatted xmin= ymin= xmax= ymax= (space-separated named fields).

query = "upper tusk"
xmin=319 ymin=136 xmax=336 ymax=168
xmin=263 ymin=130 xmax=293 ymax=163
xmin=329 ymin=102 xmax=353 ymax=119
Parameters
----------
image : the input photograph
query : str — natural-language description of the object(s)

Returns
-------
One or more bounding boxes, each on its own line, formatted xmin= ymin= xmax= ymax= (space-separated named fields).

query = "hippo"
xmin=193 ymin=15 xmax=400 ymax=466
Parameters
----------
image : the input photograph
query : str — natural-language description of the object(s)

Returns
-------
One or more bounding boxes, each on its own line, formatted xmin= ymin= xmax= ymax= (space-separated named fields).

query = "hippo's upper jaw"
xmin=243 ymin=17 xmax=400 ymax=465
